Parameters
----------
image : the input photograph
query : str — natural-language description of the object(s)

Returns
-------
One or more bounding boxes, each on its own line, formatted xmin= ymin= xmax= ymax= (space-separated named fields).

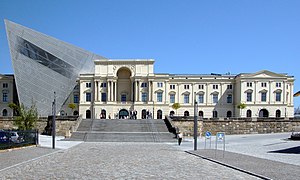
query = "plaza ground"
xmin=0 ymin=133 xmax=299 ymax=179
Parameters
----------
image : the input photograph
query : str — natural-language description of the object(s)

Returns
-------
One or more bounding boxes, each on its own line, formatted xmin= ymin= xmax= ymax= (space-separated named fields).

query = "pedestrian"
xmin=178 ymin=131 xmax=183 ymax=146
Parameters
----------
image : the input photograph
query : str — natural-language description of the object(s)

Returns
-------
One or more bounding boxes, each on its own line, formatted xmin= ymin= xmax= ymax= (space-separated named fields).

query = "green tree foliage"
xmin=237 ymin=103 xmax=246 ymax=109
xmin=8 ymin=103 xmax=38 ymax=130
xmin=172 ymin=103 xmax=181 ymax=115
xmin=68 ymin=103 xmax=76 ymax=111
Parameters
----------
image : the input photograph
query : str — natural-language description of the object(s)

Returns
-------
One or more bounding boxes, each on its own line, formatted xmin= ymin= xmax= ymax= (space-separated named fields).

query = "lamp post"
xmin=194 ymin=92 xmax=198 ymax=150
xmin=52 ymin=92 xmax=56 ymax=149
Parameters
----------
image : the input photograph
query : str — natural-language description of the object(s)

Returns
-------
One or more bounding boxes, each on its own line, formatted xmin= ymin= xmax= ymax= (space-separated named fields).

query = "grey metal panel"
xmin=5 ymin=20 xmax=106 ymax=116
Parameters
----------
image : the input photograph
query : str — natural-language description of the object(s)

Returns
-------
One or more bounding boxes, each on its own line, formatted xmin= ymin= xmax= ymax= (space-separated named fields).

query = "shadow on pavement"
xmin=268 ymin=146 xmax=300 ymax=154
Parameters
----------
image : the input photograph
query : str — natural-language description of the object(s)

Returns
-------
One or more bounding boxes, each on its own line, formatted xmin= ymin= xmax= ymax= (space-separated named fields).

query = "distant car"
xmin=0 ymin=131 xmax=9 ymax=143
xmin=9 ymin=132 xmax=24 ymax=143
xmin=291 ymin=126 xmax=300 ymax=140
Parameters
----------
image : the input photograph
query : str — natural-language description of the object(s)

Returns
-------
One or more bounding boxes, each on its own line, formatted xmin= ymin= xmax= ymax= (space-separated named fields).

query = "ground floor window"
xmin=247 ymin=110 xmax=252 ymax=117
xmin=101 ymin=109 xmax=106 ymax=119
xmin=213 ymin=111 xmax=218 ymax=118
xmin=198 ymin=111 xmax=204 ymax=117
xmin=184 ymin=111 xmax=189 ymax=117
xmin=259 ymin=109 xmax=269 ymax=118
xmin=86 ymin=110 xmax=91 ymax=119
xmin=226 ymin=111 xmax=232 ymax=118
xmin=157 ymin=110 xmax=162 ymax=119
xmin=276 ymin=110 xmax=281 ymax=118
xmin=2 ymin=109 xmax=7 ymax=116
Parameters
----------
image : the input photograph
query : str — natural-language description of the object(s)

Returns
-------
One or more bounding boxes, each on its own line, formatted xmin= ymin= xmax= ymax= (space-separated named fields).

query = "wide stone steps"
xmin=69 ymin=119 xmax=176 ymax=142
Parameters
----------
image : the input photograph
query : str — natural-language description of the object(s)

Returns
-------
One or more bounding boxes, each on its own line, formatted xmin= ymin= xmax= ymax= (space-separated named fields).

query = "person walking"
xmin=178 ymin=131 xmax=183 ymax=146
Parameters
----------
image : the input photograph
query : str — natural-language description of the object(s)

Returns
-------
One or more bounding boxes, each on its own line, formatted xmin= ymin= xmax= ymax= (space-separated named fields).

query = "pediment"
xmin=245 ymin=70 xmax=286 ymax=78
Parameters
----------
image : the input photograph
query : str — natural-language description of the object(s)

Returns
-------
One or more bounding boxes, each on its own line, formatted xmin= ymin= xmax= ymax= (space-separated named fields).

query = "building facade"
xmin=0 ymin=74 xmax=17 ymax=117
xmin=78 ymin=59 xmax=295 ymax=119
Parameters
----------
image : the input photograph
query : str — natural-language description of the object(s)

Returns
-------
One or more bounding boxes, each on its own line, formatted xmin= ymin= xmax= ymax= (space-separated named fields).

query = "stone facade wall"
xmin=0 ymin=117 xmax=79 ymax=136
xmin=172 ymin=119 xmax=300 ymax=136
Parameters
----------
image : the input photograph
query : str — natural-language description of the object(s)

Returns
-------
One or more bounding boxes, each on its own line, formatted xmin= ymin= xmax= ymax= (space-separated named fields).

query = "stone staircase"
xmin=69 ymin=119 xmax=177 ymax=142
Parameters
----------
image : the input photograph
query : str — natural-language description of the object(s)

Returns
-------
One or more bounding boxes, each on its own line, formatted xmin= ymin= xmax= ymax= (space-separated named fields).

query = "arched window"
xmin=60 ymin=110 xmax=65 ymax=116
xmin=213 ymin=111 xmax=218 ymax=118
xmin=226 ymin=111 xmax=232 ymax=118
xmin=86 ymin=110 xmax=91 ymax=119
xmin=2 ymin=109 xmax=8 ymax=116
xmin=157 ymin=110 xmax=163 ymax=119
xmin=169 ymin=111 xmax=175 ymax=117
xmin=73 ymin=111 xmax=79 ymax=116
xmin=184 ymin=111 xmax=189 ymax=117
xmin=247 ymin=110 xmax=252 ymax=118
xmin=101 ymin=109 xmax=106 ymax=119
xmin=198 ymin=111 xmax=204 ymax=117
xmin=259 ymin=109 xmax=269 ymax=118
xmin=276 ymin=110 xmax=281 ymax=118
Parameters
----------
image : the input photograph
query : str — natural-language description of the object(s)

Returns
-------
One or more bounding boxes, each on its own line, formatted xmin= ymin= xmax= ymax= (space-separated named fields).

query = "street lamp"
xmin=194 ymin=92 xmax=198 ymax=150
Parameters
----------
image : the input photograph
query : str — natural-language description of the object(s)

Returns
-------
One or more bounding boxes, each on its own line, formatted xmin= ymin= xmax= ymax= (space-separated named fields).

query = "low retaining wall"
xmin=0 ymin=116 xmax=81 ymax=136
xmin=171 ymin=118 xmax=300 ymax=136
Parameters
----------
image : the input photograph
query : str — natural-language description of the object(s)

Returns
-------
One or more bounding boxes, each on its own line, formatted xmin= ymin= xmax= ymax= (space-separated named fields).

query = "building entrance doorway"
xmin=259 ymin=109 xmax=269 ymax=118
xmin=142 ymin=109 xmax=147 ymax=119
xmin=119 ymin=109 xmax=129 ymax=119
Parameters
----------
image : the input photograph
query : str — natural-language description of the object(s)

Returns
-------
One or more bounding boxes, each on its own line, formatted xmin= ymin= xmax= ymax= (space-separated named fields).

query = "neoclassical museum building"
xmin=2 ymin=20 xmax=295 ymax=119
xmin=78 ymin=59 xmax=295 ymax=119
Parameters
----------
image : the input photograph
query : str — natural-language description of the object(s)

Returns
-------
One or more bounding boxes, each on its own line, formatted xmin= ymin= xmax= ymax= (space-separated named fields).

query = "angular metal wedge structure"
xmin=5 ymin=20 xmax=105 ymax=116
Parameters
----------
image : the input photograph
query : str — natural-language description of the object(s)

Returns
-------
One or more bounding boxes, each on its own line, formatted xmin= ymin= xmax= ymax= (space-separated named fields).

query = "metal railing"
xmin=0 ymin=129 xmax=39 ymax=150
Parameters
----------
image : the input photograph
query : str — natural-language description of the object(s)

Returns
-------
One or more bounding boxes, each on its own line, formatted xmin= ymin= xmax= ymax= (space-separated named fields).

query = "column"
xmin=254 ymin=81 xmax=257 ymax=104
xmin=107 ymin=80 xmax=110 ymax=102
xmin=95 ymin=81 xmax=98 ymax=102
xmin=283 ymin=81 xmax=286 ymax=103
xmin=177 ymin=83 xmax=180 ymax=103
xmin=164 ymin=81 xmax=167 ymax=103
xmin=269 ymin=80 xmax=272 ymax=104
xmin=219 ymin=83 xmax=222 ymax=105
xmin=149 ymin=81 xmax=153 ymax=101
xmin=191 ymin=83 xmax=194 ymax=103
xmin=114 ymin=81 xmax=117 ymax=102
xmin=206 ymin=83 xmax=209 ymax=105
xmin=137 ymin=81 xmax=140 ymax=102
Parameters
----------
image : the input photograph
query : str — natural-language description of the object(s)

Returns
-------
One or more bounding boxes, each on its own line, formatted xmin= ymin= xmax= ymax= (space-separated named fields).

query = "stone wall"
xmin=171 ymin=118 xmax=300 ymax=136
xmin=0 ymin=116 xmax=80 ymax=136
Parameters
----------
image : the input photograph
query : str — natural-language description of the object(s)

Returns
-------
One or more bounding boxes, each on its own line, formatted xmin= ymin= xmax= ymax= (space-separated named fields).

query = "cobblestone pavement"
xmin=0 ymin=143 xmax=258 ymax=179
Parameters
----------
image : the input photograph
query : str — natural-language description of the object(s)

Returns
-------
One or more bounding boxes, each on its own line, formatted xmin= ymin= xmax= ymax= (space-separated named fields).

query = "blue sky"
xmin=0 ymin=0 xmax=299 ymax=107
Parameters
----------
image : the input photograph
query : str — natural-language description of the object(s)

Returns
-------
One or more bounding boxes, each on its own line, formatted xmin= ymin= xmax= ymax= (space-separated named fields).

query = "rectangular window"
xmin=170 ymin=85 xmax=175 ymax=89
xmin=198 ymin=84 xmax=204 ymax=89
xmin=261 ymin=92 xmax=267 ymax=102
xmin=100 ymin=82 xmax=107 ymax=87
xmin=261 ymin=82 xmax=267 ymax=87
xmin=3 ymin=93 xmax=8 ymax=102
xmin=3 ymin=83 xmax=8 ymax=88
xmin=170 ymin=94 xmax=175 ymax=103
xmin=121 ymin=94 xmax=126 ymax=102
xmin=184 ymin=94 xmax=189 ymax=104
xmin=86 ymin=93 xmax=91 ymax=102
xmin=198 ymin=94 xmax=204 ymax=103
xmin=101 ymin=93 xmax=106 ymax=102
xmin=184 ymin=85 xmax=189 ymax=89
xmin=86 ymin=82 xmax=91 ymax=88
xmin=141 ymin=82 xmax=147 ymax=87
xmin=227 ymin=84 xmax=233 ymax=89
xmin=74 ymin=94 xmax=79 ymax=103
xmin=276 ymin=92 xmax=281 ymax=102
xmin=213 ymin=94 xmax=218 ymax=103
xmin=142 ymin=92 xmax=147 ymax=102
xmin=157 ymin=92 xmax=163 ymax=102
xmin=157 ymin=82 xmax=163 ymax=87
xmin=213 ymin=85 xmax=218 ymax=89
xmin=227 ymin=94 xmax=232 ymax=103
xmin=247 ymin=82 xmax=252 ymax=87
xmin=247 ymin=92 xmax=252 ymax=102
xmin=276 ymin=83 xmax=281 ymax=87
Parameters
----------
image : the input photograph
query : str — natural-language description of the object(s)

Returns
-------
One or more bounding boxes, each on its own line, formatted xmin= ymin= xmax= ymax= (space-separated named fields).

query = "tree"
xmin=172 ymin=103 xmax=181 ymax=115
xmin=8 ymin=103 xmax=38 ymax=130
xmin=237 ymin=103 xmax=246 ymax=117
xmin=68 ymin=103 xmax=76 ymax=114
